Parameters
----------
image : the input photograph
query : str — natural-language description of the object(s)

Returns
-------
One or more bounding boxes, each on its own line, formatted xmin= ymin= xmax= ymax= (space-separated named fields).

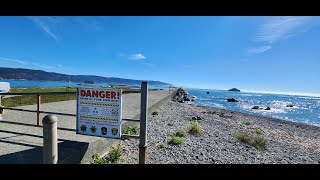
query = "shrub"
xmin=91 ymin=154 xmax=108 ymax=164
xmin=105 ymin=145 xmax=124 ymax=163
xmin=175 ymin=130 xmax=186 ymax=137
xmin=157 ymin=143 xmax=165 ymax=149
xmin=168 ymin=136 xmax=184 ymax=145
xmin=234 ymin=133 xmax=267 ymax=150
xmin=241 ymin=121 xmax=252 ymax=126
xmin=123 ymin=126 xmax=140 ymax=135
xmin=188 ymin=121 xmax=203 ymax=135
xmin=254 ymin=129 xmax=265 ymax=135
xmin=91 ymin=144 xmax=124 ymax=164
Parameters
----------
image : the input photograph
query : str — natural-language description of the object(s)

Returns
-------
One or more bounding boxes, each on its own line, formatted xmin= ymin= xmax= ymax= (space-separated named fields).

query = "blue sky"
xmin=0 ymin=16 xmax=320 ymax=95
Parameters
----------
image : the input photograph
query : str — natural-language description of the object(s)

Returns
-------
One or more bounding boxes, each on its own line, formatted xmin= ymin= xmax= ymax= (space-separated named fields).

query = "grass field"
xmin=10 ymin=87 xmax=77 ymax=93
xmin=2 ymin=87 xmax=77 ymax=107
xmin=1 ymin=86 xmax=152 ymax=107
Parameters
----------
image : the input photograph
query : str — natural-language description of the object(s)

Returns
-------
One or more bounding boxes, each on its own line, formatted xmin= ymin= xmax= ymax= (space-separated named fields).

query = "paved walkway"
xmin=0 ymin=89 xmax=176 ymax=163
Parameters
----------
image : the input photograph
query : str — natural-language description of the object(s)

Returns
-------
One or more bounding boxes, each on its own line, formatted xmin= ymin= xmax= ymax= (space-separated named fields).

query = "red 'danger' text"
xmin=80 ymin=89 xmax=120 ymax=99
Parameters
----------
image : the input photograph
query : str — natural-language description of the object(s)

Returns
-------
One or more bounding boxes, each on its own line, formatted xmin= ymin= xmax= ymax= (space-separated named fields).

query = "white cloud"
xmin=26 ymin=16 xmax=59 ymax=41
xmin=248 ymin=45 xmax=272 ymax=54
xmin=129 ymin=53 xmax=146 ymax=60
xmin=248 ymin=16 xmax=312 ymax=55
xmin=26 ymin=16 xmax=107 ymax=42
xmin=0 ymin=56 xmax=55 ymax=69
xmin=254 ymin=16 xmax=308 ymax=43
xmin=0 ymin=57 xmax=26 ymax=64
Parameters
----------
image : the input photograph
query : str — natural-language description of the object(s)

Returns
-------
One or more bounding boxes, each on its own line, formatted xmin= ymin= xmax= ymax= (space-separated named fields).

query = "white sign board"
xmin=76 ymin=87 xmax=122 ymax=139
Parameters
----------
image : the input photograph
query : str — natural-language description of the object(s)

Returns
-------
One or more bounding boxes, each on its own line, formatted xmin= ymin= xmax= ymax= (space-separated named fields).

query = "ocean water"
xmin=2 ymin=80 xmax=82 ymax=87
xmin=0 ymin=80 xmax=169 ymax=89
xmin=186 ymin=88 xmax=320 ymax=126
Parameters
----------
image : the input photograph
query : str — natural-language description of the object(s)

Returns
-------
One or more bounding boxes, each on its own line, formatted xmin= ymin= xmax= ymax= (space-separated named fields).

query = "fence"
xmin=0 ymin=82 xmax=151 ymax=164
xmin=0 ymin=90 xmax=140 ymax=126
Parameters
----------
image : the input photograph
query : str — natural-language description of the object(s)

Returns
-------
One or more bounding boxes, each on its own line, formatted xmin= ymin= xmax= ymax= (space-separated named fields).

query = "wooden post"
xmin=139 ymin=81 xmax=148 ymax=164
xmin=37 ymin=95 xmax=41 ymax=126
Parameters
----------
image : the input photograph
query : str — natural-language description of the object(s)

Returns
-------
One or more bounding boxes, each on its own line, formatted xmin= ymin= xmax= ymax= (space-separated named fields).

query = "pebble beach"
xmin=121 ymin=100 xmax=320 ymax=164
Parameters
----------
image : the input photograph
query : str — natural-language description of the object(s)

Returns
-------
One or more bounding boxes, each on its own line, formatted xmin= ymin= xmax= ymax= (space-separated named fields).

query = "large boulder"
xmin=265 ymin=107 xmax=271 ymax=110
xmin=286 ymin=104 xmax=293 ymax=107
xmin=227 ymin=98 xmax=238 ymax=102
xmin=191 ymin=116 xmax=202 ymax=120
xmin=252 ymin=106 xmax=259 ymax=110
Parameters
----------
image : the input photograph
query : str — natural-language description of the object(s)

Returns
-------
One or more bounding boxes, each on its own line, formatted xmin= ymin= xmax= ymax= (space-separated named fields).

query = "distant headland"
xmin=0 ymin=67 xmax=171 ymax=86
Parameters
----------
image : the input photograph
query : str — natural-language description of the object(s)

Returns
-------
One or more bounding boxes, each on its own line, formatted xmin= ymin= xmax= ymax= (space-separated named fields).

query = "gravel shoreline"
xmin=120 ymin=101 xmax=320 ymax=164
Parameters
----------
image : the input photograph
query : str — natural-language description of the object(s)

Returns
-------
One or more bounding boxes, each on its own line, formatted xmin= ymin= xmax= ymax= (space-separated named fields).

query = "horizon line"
xmin=182 ymin=86 xmax=320 ymax=97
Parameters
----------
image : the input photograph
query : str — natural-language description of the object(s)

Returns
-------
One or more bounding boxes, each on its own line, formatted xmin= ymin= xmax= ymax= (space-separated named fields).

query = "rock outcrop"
xmin=252 ymin=106 xmax=259 ymax=110
xmin=172 ymin=88 xmax=188 ymax=103
xmin=227 ymin=98 xmax=238 ymax=102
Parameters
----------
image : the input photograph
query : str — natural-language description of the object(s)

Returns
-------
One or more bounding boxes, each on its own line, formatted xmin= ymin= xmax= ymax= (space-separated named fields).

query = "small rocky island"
xmin=228 ymin=88 xmax=240 ymax=92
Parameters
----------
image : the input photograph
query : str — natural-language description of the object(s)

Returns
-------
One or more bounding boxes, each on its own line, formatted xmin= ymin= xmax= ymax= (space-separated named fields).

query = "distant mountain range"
xmin=0 ymin=67 xmax=172 ymax=86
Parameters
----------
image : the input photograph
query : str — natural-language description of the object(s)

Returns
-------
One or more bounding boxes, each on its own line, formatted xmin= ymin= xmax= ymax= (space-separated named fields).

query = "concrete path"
xmin=0 ymin=89 xmax=176 ymax=163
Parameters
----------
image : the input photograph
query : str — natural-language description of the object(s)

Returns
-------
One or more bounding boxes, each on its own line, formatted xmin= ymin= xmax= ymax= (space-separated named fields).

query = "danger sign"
xmin=76 ymin=87 xmax=122 ymax=139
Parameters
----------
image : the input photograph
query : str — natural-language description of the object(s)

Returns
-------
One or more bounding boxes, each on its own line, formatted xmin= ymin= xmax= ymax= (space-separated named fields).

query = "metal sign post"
xmin=139 ymin=81 xmax=148 ymax=164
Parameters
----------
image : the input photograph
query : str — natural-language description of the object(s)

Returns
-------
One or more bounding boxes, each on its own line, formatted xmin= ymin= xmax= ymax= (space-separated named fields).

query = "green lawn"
xmin=10 ymin=87 xmax=77 ymax=93
xmin=2 ymin=87 xmax=77 ymax=107
xmin=1 ymin=86 xmax=142 ymax=107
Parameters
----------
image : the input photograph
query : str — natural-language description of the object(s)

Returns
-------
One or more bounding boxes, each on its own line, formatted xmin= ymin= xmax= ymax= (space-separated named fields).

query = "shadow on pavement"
xmin=0 ymin=129 xmax=88 ymax=164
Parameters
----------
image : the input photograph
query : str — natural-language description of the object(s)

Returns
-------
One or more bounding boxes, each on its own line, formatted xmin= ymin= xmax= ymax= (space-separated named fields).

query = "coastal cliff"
xmin=0 ymin=67 xmax=171 ymax=86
